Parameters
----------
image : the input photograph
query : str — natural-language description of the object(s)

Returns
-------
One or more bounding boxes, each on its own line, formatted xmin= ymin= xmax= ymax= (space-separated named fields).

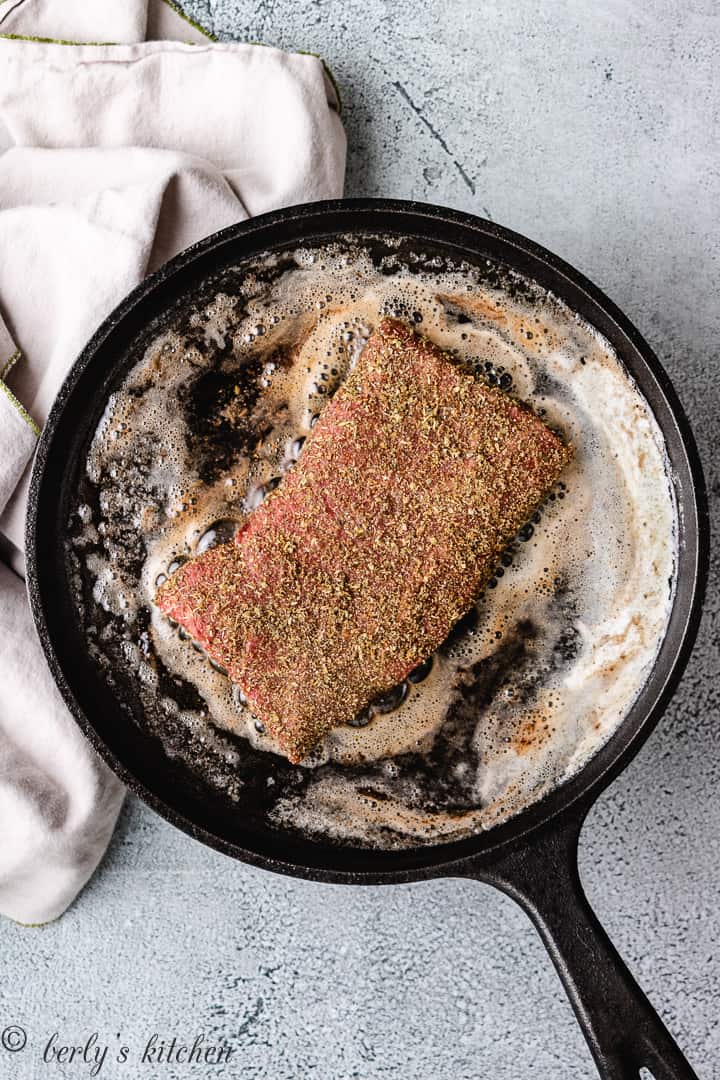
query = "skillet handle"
xmin=465 ymin=809 xmax=698 ymax=1080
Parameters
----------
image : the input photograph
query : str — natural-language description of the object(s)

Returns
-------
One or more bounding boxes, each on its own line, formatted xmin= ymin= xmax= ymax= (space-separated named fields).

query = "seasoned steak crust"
xmin=156 ymin=318 xmax=572 ymax=763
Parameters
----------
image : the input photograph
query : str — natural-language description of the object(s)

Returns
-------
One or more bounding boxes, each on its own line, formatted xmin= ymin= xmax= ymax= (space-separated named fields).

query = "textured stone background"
xmin=1 ymin=2 xmax=718 ymax=1078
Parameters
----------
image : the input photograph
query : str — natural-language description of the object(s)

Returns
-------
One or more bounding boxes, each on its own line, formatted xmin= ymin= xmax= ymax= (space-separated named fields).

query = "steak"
xmin=156 ymin=318 xmax=572 ymax=762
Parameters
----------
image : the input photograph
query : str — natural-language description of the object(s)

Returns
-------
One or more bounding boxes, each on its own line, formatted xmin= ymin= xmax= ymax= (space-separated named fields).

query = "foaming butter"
xmin=70 ymin=240 xmax=676 ymax=848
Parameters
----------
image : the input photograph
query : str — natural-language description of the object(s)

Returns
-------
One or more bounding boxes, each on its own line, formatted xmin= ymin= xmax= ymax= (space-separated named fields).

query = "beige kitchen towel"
xmin=0 ymin=0 xmax=345 ymax=924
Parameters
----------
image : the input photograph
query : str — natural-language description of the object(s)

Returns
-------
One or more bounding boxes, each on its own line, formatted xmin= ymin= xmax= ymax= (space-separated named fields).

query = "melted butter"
xmin=72 ymin=242 xmax=676 ymax=848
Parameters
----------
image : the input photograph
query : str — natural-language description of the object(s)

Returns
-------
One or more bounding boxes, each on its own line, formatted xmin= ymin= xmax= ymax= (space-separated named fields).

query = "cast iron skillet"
xmin=26 ymin=200 xmax=708 ymax=1079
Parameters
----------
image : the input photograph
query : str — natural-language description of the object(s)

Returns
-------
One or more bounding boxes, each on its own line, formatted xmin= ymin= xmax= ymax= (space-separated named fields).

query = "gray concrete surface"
xmin=1 ymin=2 xmax=718 ymax=1078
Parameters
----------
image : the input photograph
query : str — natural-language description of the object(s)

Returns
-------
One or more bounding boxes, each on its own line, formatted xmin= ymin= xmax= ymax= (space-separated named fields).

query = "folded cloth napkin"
xmin=0 ymin=0 xmax=345 ymax=924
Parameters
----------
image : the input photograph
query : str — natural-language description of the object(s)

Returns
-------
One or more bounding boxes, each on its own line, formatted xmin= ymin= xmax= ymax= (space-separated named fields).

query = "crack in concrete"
xmin=393 ymin=79 xmax=476 ymax=195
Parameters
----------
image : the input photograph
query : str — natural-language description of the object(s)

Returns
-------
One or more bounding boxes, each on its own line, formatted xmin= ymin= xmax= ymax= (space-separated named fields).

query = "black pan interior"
xmin=26 ymin=200 xmax=708 ymax=883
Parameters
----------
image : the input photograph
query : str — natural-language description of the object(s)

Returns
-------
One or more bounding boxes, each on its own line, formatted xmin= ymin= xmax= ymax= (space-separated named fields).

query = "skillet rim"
xmin=25 ymin=198 xmax=709 ymax=884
